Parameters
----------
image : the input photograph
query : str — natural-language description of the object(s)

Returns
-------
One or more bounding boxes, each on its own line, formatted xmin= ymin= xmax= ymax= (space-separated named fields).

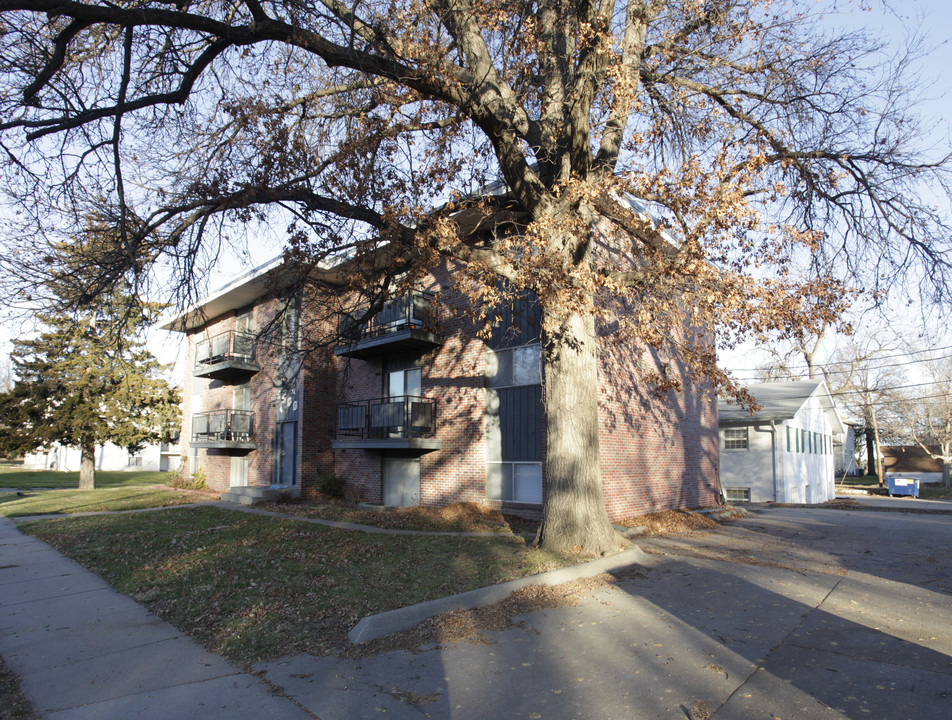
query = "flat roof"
xmin=158 ymin=255 xmax=286 ymax=332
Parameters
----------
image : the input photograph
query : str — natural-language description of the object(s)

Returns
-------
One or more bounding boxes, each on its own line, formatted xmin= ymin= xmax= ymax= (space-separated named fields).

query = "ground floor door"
xmin=383 ymin=457 xmax=420 ymax=507
xmin=274 ymin=421 xmax=297 ymax=486
xmin=230 ymin=455 xmax=249 ymax=487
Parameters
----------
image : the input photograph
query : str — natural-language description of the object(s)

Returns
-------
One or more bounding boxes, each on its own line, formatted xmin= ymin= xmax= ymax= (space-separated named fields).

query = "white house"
xmin=22 ymin=441 xmax=181 ymax=473
xmin=718 ymin=381 xmax=846 ymax=504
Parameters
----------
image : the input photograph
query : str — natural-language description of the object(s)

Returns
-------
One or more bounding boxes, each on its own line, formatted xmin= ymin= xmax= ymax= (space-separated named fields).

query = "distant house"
xmin=881 ymin=445 xmax=943 ymax=485
xmin=22 ymin=441 xmax=181 ymax=473
xmin=718 ymin=381 xmax=846 ymax=503
xmin=834 ymin=421 xmax=863 ymax=477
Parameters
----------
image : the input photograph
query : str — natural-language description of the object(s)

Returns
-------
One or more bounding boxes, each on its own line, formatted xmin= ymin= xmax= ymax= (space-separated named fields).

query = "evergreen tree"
xmin=0 ymin=294 xmax=180 ymax=489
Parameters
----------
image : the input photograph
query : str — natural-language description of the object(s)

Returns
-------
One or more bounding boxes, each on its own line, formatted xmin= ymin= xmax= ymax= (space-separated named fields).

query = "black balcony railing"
xmin=336 ymin=396 xmax=436 ymax=439
xmin=191 ymin=410 xmax=255 ymax=443
xmin=339 ymin=292 xmax=437 ymax=342
xmin=194 ymin=331 xmax=256 ymax=369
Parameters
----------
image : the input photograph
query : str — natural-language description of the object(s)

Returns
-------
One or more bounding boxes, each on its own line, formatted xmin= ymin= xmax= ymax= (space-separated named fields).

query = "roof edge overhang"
xmin=158 ymin=255 xmax=290 ymax=333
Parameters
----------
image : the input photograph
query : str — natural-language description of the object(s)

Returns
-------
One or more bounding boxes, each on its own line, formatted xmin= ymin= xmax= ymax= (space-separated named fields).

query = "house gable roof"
xmin=719 ymin=380 xmax=846 ymax=437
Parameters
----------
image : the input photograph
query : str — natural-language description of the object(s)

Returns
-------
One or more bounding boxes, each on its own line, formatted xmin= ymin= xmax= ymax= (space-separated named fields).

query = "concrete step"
xmin=220 ymin=486 xmax=301 ymax=506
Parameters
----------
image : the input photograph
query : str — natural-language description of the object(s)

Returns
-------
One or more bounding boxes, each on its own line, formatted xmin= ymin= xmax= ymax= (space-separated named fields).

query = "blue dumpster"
xmin=887 ymin=477 xmax=919 ymax=498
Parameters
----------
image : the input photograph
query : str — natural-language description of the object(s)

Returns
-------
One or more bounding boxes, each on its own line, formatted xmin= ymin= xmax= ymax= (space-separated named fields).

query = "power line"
xmin=724 ymin=344 xmax=952 ymax=375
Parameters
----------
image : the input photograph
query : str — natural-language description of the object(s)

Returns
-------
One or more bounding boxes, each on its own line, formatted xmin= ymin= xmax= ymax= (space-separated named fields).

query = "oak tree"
xmin=0 ymin=1 xmax=950 ymax=552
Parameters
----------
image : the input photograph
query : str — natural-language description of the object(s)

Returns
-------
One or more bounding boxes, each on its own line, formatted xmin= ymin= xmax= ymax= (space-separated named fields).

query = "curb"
xmin=348 ymin=545 xmax=652 ymax=644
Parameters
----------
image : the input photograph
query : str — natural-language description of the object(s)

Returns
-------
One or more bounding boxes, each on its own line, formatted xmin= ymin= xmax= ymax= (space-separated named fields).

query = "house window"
xmin=723 ymin=427 xmax=749 ymax=450
xmin=724 ymin=487 xmax=751 ymax=503
xmin=486 ymin=343 xmax=543 ymax=504
xmin=487 ymin=462 xmax=543 ymax=504
xmin=486 ymin=344 xmax=542 ymax=388
xmin=786 ymin=426 xmax=791 ymax=452
xmin=127 ymin=453 xmax=143 ymax=468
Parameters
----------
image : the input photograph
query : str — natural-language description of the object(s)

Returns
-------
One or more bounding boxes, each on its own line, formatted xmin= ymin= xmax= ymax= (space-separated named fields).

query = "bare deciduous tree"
xmin=0 ymin=0 xmax=950 ymax=552
xmin=895 ymin=353 xmax=952 ymax=488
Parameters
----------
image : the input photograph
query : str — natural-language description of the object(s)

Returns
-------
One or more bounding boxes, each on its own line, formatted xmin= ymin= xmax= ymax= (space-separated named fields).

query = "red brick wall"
xmin=330 ymin=263 xmax=489 ymax=506
xmin=596 ymin=333 xmax=719 ymax=521
xmin=180 ymin=255 xmax=718 ymax=516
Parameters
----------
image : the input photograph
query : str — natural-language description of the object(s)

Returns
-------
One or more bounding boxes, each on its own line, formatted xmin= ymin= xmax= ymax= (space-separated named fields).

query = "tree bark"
xmin=864 ymin=426 xmax=876 ymax=479
xmin=871 ymin=406 xmax=884 ymax=486
xmin=539 ymin=309 xmax=619 ymax=556
xmin=79 ymin=441 xmax=96 ymax=490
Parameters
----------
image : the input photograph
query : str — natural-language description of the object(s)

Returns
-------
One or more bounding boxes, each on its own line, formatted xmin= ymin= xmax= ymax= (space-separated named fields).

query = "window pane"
xmin=724 ymin=427 xmax=748 ymax=450
xmin=406 ymin=368 xmax=422 ymax=396
xmin=512 ymin=345 xmax=542 ymax=385
xmin=486 ymin=349 xmax=512 ymax=388
xmin=513 ymin=464 xmax=543 ymax=503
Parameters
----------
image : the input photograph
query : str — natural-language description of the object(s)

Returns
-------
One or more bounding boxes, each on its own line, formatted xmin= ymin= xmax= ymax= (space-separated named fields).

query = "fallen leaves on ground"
xmin=616 ymin=509 xmax=719 ymax=535
xmin=260 ymin=499 xmax=537 ymax=534
xmin=347 ymin=574 xmax=615 ymax=657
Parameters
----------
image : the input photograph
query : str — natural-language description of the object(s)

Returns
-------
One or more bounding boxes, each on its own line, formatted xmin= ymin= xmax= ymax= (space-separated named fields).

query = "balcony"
xmin=193 ymin=331 xmax=260 ymax=380
xmin=190 ymin=410 xmax=256 ymax=451
xmin=334 ymin=292 xmax=443 ymax=359
xmin=332 ymin=396 xmax=442 ymax=453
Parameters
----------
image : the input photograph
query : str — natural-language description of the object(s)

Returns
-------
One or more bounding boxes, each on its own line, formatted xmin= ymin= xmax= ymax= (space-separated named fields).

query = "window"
xmin=723 ymin=427 xmax=749 ymax=450
xmin=486 ymin=344 xmax=541 ymax=388
xmin=234 ymin=382 xmax=251 ymax=412
xmin=486 ymin=343 xmax=543 ymax=504
xmin=724 ymin=487 xmax=751 ymax=503
xmin=487 ymin=462 xmax=543 ymax=504
xmin=127 ymin=453 xmax=143 ymax=468
xmin=786 ymin=426 xmax=791 ymax=452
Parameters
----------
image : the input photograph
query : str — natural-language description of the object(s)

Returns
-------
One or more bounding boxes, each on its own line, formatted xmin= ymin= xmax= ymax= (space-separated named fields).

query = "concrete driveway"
xmin=256 ymin=507 xmax=952 ymax=719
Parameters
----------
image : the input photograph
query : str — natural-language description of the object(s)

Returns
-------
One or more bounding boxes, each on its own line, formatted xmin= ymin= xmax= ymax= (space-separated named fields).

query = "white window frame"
xmin=723 ymin=427 xmax=749 ymax=450
xmin=724 ymin=487 xmax=751 ymax=503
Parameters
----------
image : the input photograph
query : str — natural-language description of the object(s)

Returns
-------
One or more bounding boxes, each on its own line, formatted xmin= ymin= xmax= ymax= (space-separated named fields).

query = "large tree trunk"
xmin=538 ymin=309 xmax=619 ymax=556
xmin=79 ymin=441 xmax=96 ymax=490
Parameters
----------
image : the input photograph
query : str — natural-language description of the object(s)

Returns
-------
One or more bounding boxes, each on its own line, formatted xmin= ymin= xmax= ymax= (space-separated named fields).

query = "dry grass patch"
xmin=617 ymin=509 xmax=719 ymax=535
xmin=262 ymin=499 xmax=534 ymax=534
xmin=822 ymin=498 xmax=863 ymax=509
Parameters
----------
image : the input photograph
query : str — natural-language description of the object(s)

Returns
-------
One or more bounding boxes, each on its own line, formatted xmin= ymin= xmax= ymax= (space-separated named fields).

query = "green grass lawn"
xmin=0 ymin=486 xmax=213 ymax=518
xmin=21 ymin=506 xmax=577 ymax=665
xmin=837 ymin=475 xmax=883 ymax=487
xmin=0 ymin=468 xmax=175 ymax=490
xmin=920 ymin=485 xmax=952 ymax=500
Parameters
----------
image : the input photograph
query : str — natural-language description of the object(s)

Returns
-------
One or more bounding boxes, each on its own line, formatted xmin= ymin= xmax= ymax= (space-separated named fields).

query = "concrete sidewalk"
xmin=0 ymin=516 xmax=313 ymax=720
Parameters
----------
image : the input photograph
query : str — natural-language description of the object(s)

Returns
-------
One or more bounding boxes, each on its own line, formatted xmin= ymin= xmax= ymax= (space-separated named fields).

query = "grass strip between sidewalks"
xmin=0 ymin=468 xmax=176 ymax=490
xmin=0 ymin=486 xmax=213 ymax=518
xmin=20 ymin=506 xmax=577 ymax=666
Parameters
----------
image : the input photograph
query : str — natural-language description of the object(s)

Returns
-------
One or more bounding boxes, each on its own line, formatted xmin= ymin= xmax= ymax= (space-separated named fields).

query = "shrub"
xmin=191 ymin=466 xmax=208 ymax=490
xmin=315 ymin=471 xmax=345 ymax=498
xmin=168 ymin=466 xmax=207 ymax=491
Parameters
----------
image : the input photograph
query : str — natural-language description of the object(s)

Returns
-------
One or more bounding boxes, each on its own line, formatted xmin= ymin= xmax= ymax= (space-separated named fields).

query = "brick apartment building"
xmin=161 ymin=255 xmax=719 ymax=521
